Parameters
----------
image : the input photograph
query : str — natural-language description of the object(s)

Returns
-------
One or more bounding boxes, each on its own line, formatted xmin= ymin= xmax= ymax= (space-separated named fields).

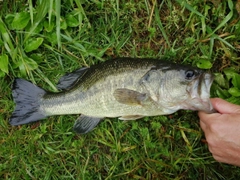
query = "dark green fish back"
xmin=72 ymin=58 xmax=170 ymax=91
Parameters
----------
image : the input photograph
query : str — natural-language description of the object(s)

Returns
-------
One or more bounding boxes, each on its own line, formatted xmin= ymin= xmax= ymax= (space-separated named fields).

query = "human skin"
xmin=198 ymin=98 xmax=240 ymax=166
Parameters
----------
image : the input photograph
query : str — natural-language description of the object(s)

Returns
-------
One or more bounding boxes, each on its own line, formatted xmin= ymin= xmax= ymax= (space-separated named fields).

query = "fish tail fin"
xmin=10 ymin=78 xmax=47 ymax=126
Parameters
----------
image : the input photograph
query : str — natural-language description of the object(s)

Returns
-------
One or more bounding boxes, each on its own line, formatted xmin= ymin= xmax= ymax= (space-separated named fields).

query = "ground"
xmin=0 ymin=0 xmax=240 ymax=179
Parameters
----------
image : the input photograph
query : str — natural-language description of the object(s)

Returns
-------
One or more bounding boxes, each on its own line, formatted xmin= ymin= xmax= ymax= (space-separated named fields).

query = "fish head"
xmin=184 ymin=70 xmax=215 ymax=113
xmin=141 ymin=64 xmax=214 ymax=113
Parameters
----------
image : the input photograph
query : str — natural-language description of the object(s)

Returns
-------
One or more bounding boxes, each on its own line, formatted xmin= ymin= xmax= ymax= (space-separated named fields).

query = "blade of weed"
xmin=28 ymin=0 xmax=34 ymax=24
xmin=48 ymin=0 xmax=54 ymax=23
xmin=35 ymin=68 xmax=58 ymax=91
xmin=0 ymin=18 xmax=15 ymax=58
xmin=74 ymin=0 xmax=91 ymax=28
xmin=209 ymin=36 xmax=214 ymax=57
xmin=201 ymin=4 xmax=211 ymax=37
xmin=24 ymin=0 xmax=49 ymax=42
xmin=176 ymin=0 xmax=204 ymax=17
xmin=207 ymin=0 xmax=233 ymax=37
xmin=155 ymin=4 xmax=170 ymax=47
xmin=55 ymin=0 xmax=61 ymax=50
xmin=216 ymin=36 xmax=235 ymax=50
xmin=147 ymin=0 xmax=156 ymax=28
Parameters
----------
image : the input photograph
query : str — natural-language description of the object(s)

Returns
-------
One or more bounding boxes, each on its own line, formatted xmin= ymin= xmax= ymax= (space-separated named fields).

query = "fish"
xmin=9 ymin=57 xmax=214 ymax=134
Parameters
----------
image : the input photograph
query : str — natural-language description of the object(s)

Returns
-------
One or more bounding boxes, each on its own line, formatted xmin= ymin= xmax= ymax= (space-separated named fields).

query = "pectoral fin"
xmin=73 ymin=115 xmax=102 ymax=134
xmin=57 ymin=67 xmax=89 ymax=90
xmin=113 ymin=88 xmax=147 ymax=105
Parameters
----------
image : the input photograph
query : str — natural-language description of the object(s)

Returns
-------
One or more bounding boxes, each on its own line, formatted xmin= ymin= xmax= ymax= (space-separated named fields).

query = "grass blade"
xmin=24 ymin=0 xmax=49 ymax=42
xmin=154 ymin=6 xmax=170 ymax=47
xmin=0 ymin=18 xmax=15 ymax=58
xmin=207 ymin=0 xmax=233 ymax=37
xmin=55 ymin=0 xmax=61 ymax=50
xmin=28 ymin=0 xmax=34 ymax=24
xmin=176 ymin=0 xmax=204 ymax=17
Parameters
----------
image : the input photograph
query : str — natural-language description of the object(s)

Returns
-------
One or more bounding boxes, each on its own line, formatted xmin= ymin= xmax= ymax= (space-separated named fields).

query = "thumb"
xmin=211 ymin=98 xmax=240 ymax=114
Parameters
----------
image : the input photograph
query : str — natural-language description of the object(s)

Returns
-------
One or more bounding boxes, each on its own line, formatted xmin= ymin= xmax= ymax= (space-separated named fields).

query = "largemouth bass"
xmin=10 ymin=58 xmax=214 ymax=134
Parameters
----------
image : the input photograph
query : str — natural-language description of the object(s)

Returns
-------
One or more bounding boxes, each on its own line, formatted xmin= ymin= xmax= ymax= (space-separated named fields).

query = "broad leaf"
xmin=0 ymin=54 xmax=9 ymax=74
xmin=26 ymin=21 xmax=43 ymax=34
xmin=226 ymin=96 xmax=240 ymax=105
xmin=25 ymin=57 xmax=38 ymax=70
xmin=0 ymin=71 xmax=5 ymax=77
xmin=17 ymin=57 xmax=38 ymax=77
xmin=66 ymin=14 xmax=79 ymax=27
xmin=223 ymin=68 xmax=240 ymax=88
xmin=215 ymin=86 xmax=230 ymax=99
xmin=196 ymin=59 xmax=212 ymax=69
xmin=223 ymin=67 xmax=237 ymax=81
xmin=232 ymin=73 xmax=240 ymax=89
xmin=44 ymin=20 xmax=55 ymax=32
xmin=228 ymin=87 xmax=240 ymax=97
xmin=60 ymin=18 xmax=67 ymax=30
xmin=214 ymin=73 xmax=228 ymax=88
xmin=24 ymin=38 xmax=44 ymax=52
xmin=11 ymin=12 xmax=30 ymax=30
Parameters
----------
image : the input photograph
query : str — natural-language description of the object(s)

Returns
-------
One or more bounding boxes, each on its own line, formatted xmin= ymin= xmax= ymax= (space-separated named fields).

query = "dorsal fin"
xmin=57 ymin=67 xmax=89 ymax=90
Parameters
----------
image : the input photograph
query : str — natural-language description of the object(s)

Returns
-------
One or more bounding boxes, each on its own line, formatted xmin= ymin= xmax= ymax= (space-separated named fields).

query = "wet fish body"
xmin=10 ymin=58 xmax=214 ymax=133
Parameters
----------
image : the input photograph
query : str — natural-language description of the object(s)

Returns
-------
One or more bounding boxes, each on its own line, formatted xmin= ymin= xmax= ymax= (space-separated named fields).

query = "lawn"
xmin=1 ymin=0 xmax=240 ymax=179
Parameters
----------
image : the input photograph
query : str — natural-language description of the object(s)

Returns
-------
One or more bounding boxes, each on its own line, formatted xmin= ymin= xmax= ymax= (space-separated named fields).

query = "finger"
xmin=198 ymin=111 xmax=220 ymax=124
xmin=199 ymin=119 xmax=207 ymax=132
xmin=198 ymin=111 xmax=207 ymax=120
xmin=212 ymin=154 xmax=223 ymax=162
xmin=211 ymin=98 xmax=240 ymax=114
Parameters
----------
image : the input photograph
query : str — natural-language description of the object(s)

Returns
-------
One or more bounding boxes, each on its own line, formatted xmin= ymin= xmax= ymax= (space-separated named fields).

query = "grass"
xmin=1 ymin=0 xmax=240 ymax=179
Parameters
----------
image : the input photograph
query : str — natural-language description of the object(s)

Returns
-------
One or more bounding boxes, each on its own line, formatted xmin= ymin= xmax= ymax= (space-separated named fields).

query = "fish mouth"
xmin=187 ymin=72 xmax=215 ymax=113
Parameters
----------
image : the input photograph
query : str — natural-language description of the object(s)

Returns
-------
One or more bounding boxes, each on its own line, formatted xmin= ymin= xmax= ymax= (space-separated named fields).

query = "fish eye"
xmin=185 ymin=70 xmax=195 ymax=80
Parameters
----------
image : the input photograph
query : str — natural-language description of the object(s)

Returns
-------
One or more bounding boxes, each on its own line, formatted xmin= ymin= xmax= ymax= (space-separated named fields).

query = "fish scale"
xmin=42 ymin=59 xmax=155 ymax=116
xmin=10 ymin=58 xmax=214 ymax=134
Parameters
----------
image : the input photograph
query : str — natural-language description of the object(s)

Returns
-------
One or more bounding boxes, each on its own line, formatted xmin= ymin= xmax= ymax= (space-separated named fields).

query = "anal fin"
xmin=73 ymin=115 xmax=102 ymax=134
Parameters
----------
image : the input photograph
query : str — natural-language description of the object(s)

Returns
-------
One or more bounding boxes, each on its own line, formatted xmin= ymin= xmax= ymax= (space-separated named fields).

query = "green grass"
xmin=1 ymin=0 xmax=240 ymax=179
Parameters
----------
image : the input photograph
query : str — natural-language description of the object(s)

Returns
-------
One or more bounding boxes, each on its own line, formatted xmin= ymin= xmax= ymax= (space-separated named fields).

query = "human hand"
xmin=198 ymin=98 xmax=240 ymax=166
